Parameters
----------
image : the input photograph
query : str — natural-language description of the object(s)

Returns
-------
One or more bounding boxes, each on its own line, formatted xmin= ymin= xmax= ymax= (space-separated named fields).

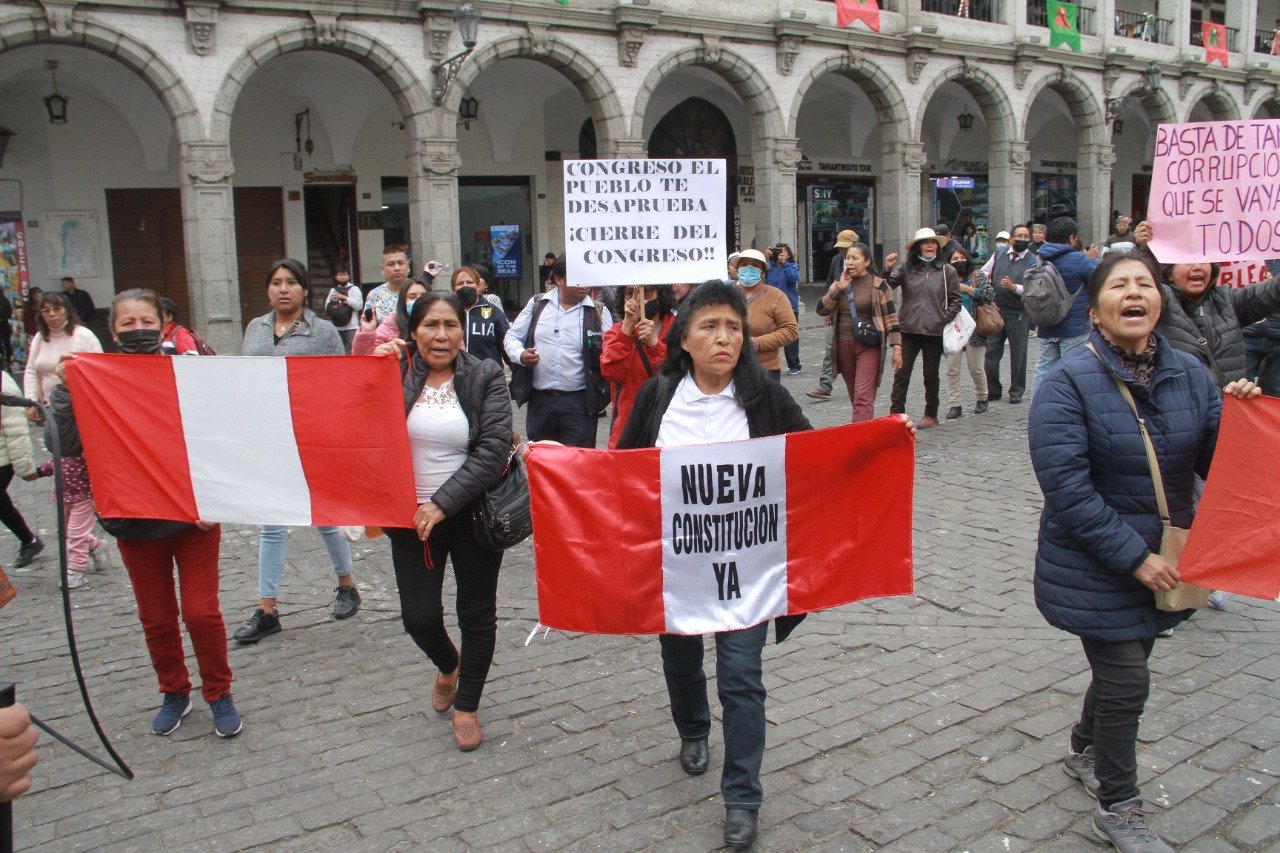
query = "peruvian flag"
xmin=529 ymin=418 xmax=915 ymax=635
xmin=65 ymin=354 xmax=418 ymax=527
xmin=1178 ymin=396 xmax=1280 ymax=601
xmin=1204 ymin=22 xmax=1229 ymax=67
xmin=836 ymin=0 xmax=881 ymax=32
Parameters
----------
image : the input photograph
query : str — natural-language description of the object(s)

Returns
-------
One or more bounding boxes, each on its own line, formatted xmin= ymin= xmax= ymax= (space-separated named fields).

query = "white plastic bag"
xmin=943 ymin=308 xmax=976 ymax=356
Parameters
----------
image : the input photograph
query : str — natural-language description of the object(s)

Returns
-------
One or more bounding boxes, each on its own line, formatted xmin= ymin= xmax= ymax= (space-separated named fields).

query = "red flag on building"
xmin=67 ymin=354 xmax=418 ymax=527
xmin=1177 ymin=396 xmax=1280 ymax=600
xmin=1203 ymin=22 xmax=1229 ymax=67
xmin=836 ymin=0 xmax=881 ymax=32
xmin=528 ymin=418 xmax=915 ymax=635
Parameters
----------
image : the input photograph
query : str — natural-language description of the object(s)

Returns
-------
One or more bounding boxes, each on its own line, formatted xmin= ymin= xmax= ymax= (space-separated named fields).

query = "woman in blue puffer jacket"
xmin=766 ymin=243 xmax=802 ymax=373
xmin=1028 ymin=251 xmax=1259 ymax=852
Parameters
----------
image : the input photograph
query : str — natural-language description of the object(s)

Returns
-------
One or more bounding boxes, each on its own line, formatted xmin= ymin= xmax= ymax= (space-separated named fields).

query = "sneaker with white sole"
xmin=210 ymin=694 xmax=243 ymax=738
xmin=89 ymin=543 xmax=111 ymax=572
xmin=1063 ymin=745 xmax=1100 ymax=798
xmin=1207 ymin=590 xmax=1228 ymax=608
xmin=153 ymin=692 xmax=192 ymax=736
xmin=66 ymin=570 xmax=88 ymax=589
xmin=1093 ymin=798 xmax=1173 ymax=852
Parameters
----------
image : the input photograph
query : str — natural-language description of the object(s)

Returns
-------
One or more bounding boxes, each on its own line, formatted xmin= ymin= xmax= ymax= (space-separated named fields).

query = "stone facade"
xmin=0 ymin=0 xmax=1277 ymax=351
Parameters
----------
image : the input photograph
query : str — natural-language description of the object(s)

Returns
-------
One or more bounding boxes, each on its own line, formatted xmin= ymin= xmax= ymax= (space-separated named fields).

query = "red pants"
xmin=118 ymin=526 xmax=232 ymax=704
xmin=835 ymin=339 xmax=882 ymax=423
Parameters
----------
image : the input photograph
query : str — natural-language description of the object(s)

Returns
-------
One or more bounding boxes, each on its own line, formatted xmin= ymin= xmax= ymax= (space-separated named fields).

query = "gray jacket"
xmin=1157 ymin=276 xmax=1280 ymax=386
xmin=241 ymin=307 xmax=344 ymax=356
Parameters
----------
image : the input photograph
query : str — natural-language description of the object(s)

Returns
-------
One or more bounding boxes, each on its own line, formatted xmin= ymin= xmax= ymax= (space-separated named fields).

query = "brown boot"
xmin=453 ymin=711 xmax=482 ymax=751
xmin=431 ymin=668 xmax=459 ymax=713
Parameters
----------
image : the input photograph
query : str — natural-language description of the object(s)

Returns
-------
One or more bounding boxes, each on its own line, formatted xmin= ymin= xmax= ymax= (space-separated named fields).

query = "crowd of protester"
xmin=3 ymin=222 xmax=1279 ymax=850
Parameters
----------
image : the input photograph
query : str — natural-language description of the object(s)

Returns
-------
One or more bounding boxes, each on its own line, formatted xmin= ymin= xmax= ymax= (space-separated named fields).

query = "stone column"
xmin=880 ymin=140 xmax=927 ymax=256
xmin=988 ymin=140 xmax=1030 ymax=234
xmin=180 ymin=142 xmax=242 ymax=354
xmin=752 ymin=137 xmax=801 ymax=248
xmin=409 ymin=137 xmax=461 ymax=277
xmin=1077 ymin=142 xmax=1115 ymax=246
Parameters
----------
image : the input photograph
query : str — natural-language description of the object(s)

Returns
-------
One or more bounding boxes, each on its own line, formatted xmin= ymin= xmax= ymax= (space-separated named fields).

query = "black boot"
xmin=975 ymin=400 xmax=988 ymax=414
xmin=945 ymin=406 xmax=962 ymax=420
xmin=724 ymin=809 xmax=758 ymax=848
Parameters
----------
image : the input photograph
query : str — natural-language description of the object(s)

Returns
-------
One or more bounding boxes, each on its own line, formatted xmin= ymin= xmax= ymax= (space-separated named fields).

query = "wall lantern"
xmin=957 ymin=110 xmax=974 ymax=132
xmin=459 ymin=95 xmax=480 ymax=130
xmin=432 ymin=2 xmax=483 ymax=106
xmin=44 ymin=60 xmax=68 ymax=125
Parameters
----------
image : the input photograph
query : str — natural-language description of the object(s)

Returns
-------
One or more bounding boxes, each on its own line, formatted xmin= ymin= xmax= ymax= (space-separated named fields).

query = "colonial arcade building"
xmin=1 ymin=0 xmax=1279 ymax=351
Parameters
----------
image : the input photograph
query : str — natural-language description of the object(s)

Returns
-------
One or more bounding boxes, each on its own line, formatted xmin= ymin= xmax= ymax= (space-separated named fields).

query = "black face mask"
xmin=952 ymin=261 xmax=971 ymax=277
xmin=1012 ymin=239 xmax=1031 ymax=253
xmin=456 ymin=286 xmax=479 ymax=307
xmin=116 ymin=328 xmax=162 ymax=354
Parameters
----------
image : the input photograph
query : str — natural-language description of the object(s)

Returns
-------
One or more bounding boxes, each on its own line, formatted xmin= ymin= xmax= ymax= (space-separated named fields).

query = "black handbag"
xmin=470 ymin=452 xmax=533 ymax=551
xmin=853 ymin=319 xmax=881 ymax=347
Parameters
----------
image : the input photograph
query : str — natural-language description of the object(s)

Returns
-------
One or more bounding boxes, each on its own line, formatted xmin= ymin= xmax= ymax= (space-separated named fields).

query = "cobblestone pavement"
xmin=3 ymin=316 xmax=1278 ymax=851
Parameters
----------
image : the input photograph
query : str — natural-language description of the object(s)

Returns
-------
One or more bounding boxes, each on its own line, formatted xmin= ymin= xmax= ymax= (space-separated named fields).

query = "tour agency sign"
xmin=563 ymin=158 xmax=727 ymax=287
xmin=1148 ymin=119 xmax=1280 ymax=262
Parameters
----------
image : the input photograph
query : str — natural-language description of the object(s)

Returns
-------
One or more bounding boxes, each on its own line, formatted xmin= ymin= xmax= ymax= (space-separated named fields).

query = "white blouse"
xmin=656 ymin=374 xmax=750 ymax=448
xmin=405 ymin=380 xmax=470 ymax=503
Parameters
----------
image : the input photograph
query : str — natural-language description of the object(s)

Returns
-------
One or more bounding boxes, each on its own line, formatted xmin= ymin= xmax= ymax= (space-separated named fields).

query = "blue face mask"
xmin=405 ymin=300 xmax=416 ymax=315
xmin=737 ymin=267 xmax=762 ymax=286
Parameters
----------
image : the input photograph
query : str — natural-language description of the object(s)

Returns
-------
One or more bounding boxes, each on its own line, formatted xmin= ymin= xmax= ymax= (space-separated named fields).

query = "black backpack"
xmin=327 ymin=285 xmax=356 ymax=327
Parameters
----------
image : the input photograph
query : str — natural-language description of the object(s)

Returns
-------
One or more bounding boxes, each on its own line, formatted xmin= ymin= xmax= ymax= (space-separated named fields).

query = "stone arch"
xmin=1250 ymin=92 xmax=1280 ymax=119
xmin=445 ymin=34 xmax=627 ymax=154
xmin=913 ymin=63 xmax=1016 ymax=144
xmin=787 ymin=53 xmax=909 ymax=143
xmin=0 ymin=12 xmax=204 ymax=144
xmin=1020 ymin=71 xmax=1106 ymax=146
xmin=631 ymin=46 xmax=786 ymax=146
xmin=210 ymin=25 xmax=434 ymax=145
xmin=1111 ymin=79 xmax=1177 ymax=125
xmin=1181 ymin=83 xmax=1242 ymax=122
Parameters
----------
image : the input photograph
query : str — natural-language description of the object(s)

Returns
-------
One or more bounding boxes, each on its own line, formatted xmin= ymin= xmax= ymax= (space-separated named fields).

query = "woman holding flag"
xmin=1028 ymin=252 xmax=1260 ymax=852
xmin=373 ymin=292 xmax=513 ymax=752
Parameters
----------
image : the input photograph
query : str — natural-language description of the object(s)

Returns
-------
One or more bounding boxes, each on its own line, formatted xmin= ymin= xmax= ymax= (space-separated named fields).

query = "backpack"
xmin=509 ymin=296 xmax=608 ymax=416
xmin=327 ymin=285 xmax=355 ymax=327
xmin=189 ymin=328 xmax=216 ymax=356
xmin=1021 ymin=258 xmax=1079 ymax=328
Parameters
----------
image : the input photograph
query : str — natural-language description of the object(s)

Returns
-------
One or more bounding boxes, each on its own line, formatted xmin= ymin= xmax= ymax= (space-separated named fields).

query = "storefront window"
xmin=1032 ymin=174 xmax=1078 ymax=225
xmin=380 ymin=176 xmax=409 ymax=248
xmin=931 ymin=176 xmax=990 ymax=259
xmin=802 ymin=180 xmax=873 ymax=282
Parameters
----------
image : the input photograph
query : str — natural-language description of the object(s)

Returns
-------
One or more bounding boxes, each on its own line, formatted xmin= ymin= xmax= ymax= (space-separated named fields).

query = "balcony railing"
xmin=1027 ymin=1 xmax=1095 ymax=37
xmin=1256 ymin=28 xmax=1280 ymax=55
xmin=1115 ymin=10 xmax=1172 ymax=45
xmin=922 ymin=0 xmax=997 ymax=24
xmin=1189 ymin=23 xmax=1239 ymax=53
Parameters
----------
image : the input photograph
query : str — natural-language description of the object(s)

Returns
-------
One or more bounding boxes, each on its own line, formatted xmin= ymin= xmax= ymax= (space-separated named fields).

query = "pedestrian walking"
xmin=0 ymin=370 xmax=42 ymax=568
xmin=944 ymin=248 xmax=991 ymax=419
xmin=815 ymin=242 xmax=901 ymax=422
xmin=765 ymin=243 xmax=802 ymax=374
xmin=807 ymin=229 xmax=859 ymax=401
xmin=1028 ymin=252 xmax=1259 ymax=852
xmin=49 ymin=289 xmax=241 ymax=736
xmin=373 ymin=292 xmax=513 ymax=751
xmin=234 ymin=259 xmax=360 ymax=644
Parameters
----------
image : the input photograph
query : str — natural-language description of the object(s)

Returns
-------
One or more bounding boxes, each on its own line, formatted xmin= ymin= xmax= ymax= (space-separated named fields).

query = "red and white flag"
xmin=528 ymin=418 xmax=915 ymax=635
xmin=836 ymin=0 xmax=881 ymax=32
xmin=66 ymin=354 xmax=418 ymax=527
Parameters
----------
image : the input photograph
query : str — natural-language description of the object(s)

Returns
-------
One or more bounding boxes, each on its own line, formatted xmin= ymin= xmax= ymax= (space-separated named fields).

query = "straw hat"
xmin=833 ymin=229 xmax=859 ymax=250
xmin=906 ymin=227 xmax=941 ymax=253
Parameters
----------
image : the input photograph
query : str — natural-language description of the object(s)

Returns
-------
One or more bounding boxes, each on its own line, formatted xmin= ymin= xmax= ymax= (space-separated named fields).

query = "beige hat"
xmin=727 ymin=251 xmax=742 ymax=263
xmin=906 ymin=227 xmax=941 ymax=253
xmin=833 ymin=229 xmax=859 ymax=250
xmin=737 ymin=249 xmax=768 ymax=267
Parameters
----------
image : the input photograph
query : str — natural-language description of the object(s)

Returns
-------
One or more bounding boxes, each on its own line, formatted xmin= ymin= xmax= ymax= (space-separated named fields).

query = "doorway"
xmin=798 ymin=178 xmax=875 ymax=283
xmin=105 ymin=188 xmax=188 ymax=336
xmin=233 ymin=187 xmax=286 ymax=323
xmin=648 ymin=97 xmax=738 ymax=255
xmin=303 ymin=183 xmax=359 ymax=305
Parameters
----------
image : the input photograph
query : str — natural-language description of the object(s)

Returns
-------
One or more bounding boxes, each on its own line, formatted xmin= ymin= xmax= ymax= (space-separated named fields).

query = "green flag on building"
xmin=1048 ymin=0 xmax=1081 ymax=52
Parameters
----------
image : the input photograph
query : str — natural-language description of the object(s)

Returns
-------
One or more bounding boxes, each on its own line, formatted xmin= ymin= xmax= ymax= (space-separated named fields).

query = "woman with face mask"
xmin=352 ymin=278 xmax=431 ymax=356
xmin=450 ymin=267 xmax=510 ymax=368
xmin=46 ymin=289 xmax=242 ymax=737
xmin=943 ymin=248 xmax=992 ymax=419
xmin=884 ymin=228 xmax=963 ymax=428
xmin=23 ymin=292 xmax=102 ymax=423
xmin=600 ymin=284 xmax=677 ymax=447
xmin=734 ymin=249 xmax=798 ymax=382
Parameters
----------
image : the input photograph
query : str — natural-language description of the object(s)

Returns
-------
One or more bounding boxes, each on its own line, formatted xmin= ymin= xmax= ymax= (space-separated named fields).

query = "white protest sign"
xmin=564 ymin=158 xmax=727 ymax=287
xmin=659 ymin=436 xmax=789 ymax=635
xmin=1148 ymin=120 xmax=1280 ymax=262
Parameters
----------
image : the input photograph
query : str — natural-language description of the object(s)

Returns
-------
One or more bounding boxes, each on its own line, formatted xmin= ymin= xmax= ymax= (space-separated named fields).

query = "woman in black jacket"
xmin=374 ymin=292 xmax=513 ymax=752
xmin=618 ymin=281 xmax=821 ymax=848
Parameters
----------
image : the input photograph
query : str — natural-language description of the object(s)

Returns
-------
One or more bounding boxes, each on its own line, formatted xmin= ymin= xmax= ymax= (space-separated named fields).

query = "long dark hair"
xmin=846 ymin=242 xmax=880 ymax=278
xmin=36 ymin=292 xmax=81 ymax=337
xmin=395 ymin=278 xmax=430 ymax=339
xmin=661 ymin=280 xmax=768 ymax=409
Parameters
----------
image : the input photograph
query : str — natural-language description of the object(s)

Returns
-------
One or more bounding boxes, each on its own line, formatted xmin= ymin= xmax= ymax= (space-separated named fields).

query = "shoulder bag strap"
xmin=635 ymin=337 xmax=654 ymax=377
xmin=1085 ymin=342 xmax=1171 ymax=523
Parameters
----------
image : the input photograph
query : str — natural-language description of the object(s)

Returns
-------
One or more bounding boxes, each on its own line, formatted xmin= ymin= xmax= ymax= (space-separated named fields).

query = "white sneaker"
xmin=89 ymin=543 xmax=111 ymax=572
xmin=66 ymin=570 xmax=88 ymax=589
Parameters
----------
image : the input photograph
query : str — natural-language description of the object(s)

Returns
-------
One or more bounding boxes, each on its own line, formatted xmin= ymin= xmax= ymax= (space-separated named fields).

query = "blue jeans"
xmin=1033 ymin=331 xmax=1090 ymax=395
xmin=660 ymin=621 xmax=769 ymax=809
xmin=258 ymin=525 xmax=353 ymax=599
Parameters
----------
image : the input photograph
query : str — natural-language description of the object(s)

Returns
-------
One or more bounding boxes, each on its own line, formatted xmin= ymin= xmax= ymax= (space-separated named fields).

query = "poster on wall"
xmin=0 ymin=213 xmax=31 ymax=365
xmin=490 ymin=225 xmax=521 ymax=280
xmin=563 ymin=158 xmax=727 ymax=287
xmin=43 ymin=210 xmax=102 ymax=278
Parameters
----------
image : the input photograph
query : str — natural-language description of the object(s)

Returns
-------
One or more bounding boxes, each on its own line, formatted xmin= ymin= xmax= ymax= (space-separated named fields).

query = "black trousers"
xmin=985 ymin=309 xmax=1029 ymax=399
xmin=0 ymin=465 xmax=34 ymax=544
xmin=386 ymin=515 xmax=503 ymax=713
xmin=526 ymin=389 xmax=598 ymax=447
xmin=1072 ymin=637 xmax=1155 ymax=809
xmin=890 ymin=333 xmax=943 ymax=418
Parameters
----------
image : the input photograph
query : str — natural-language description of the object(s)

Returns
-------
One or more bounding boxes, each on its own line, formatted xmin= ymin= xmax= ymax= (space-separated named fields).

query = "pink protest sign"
xmin=1148 ymin=120 xmax=1280 ymax=263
